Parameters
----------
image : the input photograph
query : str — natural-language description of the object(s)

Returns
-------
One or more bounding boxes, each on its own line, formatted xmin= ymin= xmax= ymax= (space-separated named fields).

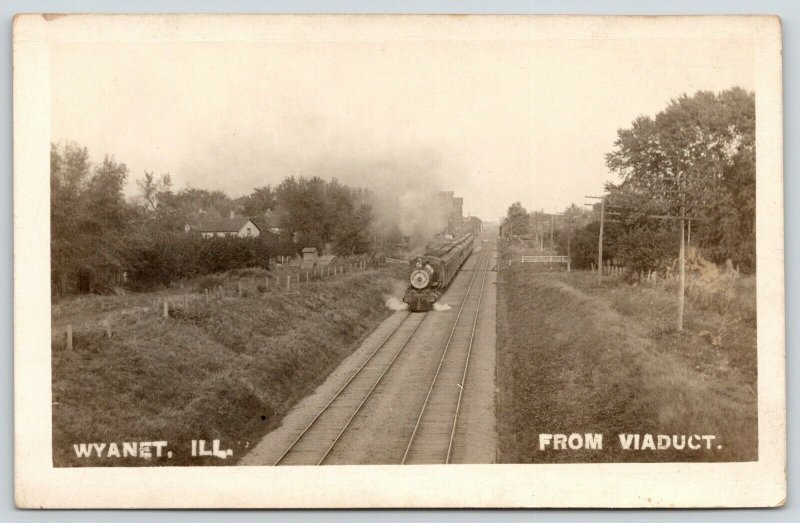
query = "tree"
xmin=239 ymin=185 xmax=276 ymax=216
xmin=505 ymin=201 xmax=529 ymax=236
xmin=51 ymin=143 xmax=132 ymax=294
xmin=606 ymin=87 xmax=755 ymax=270
xmin=136 ymin=171 xmax=173 ymax=216
xmin=334 ymin=203 xmax=373 ymax=255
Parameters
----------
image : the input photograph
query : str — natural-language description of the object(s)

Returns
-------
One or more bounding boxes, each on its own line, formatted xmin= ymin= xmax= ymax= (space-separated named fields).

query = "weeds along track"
xmin=402 ymin=243 xmax=492 ymax=465
xmin=273 ymin=310 xmax=427 ymax=465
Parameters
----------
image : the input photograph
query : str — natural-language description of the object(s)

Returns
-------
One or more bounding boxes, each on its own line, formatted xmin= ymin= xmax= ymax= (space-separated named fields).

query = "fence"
xmin=507 ymin=255 xmax=569 ymax=267
xmin=520 ymin=255 xmax=569 ymax=264
xmin=58 ymin=257 xmax=385 ymax=351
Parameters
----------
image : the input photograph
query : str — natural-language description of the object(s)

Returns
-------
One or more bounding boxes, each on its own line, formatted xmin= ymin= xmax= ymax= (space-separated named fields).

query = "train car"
xmin=403 ymin=232 xmax=474 ymax=312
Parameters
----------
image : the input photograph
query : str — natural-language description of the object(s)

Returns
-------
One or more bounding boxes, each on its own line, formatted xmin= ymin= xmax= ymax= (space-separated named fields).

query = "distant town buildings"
xmin=436 ymin=190 xmax=465 ymax=235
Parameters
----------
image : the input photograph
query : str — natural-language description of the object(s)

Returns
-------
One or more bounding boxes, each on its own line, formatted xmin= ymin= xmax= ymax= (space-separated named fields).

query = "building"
xmin=452 ymin=197 xmax=464 ymax=224
xmin=301 ymin=247 xmax=319 ymax=269
xmin=435 ymin=191 xmax=465 ymax=235
xmin=194 ymin=216 xmax=261 ymax=238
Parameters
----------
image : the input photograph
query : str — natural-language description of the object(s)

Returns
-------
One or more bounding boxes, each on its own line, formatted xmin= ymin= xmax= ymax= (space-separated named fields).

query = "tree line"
xmin=506 ymin=87 xmax=756 ymax=274
xmin=51 ymin=143 xmax=386 ymax=294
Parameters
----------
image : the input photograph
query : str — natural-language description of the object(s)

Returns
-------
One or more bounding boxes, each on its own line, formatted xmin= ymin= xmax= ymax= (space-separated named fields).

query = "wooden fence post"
xmin=163 ymin=301 xmax=169 ymax=318
xmin=306 ymin=272 xmax=309 ymax=283
xmin=205 ymin=288 xmax=209 ymax=302
xmin=104 ymin=318 xmax=112 ymax=338
xmin=66 ymin=324 xmax=73 ymax=351
xmin=286 ymin=275 xmax=291 ymax=291
xmin=237 ymin=282 xmax=242 ymax=297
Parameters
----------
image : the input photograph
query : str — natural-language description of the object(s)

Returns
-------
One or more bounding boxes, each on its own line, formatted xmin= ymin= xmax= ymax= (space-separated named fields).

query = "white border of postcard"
xmin=13 ymin=14 xmax=785 ymax=508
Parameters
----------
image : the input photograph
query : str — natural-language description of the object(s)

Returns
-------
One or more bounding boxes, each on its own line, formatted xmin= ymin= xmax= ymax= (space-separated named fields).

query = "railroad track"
xmin=401 ymin=240 xmax=492 ymax=464
xmin=273 ymin=243 xmax=490 ymax=466
xmin=273 ymin=309 xmax=427 ymax=465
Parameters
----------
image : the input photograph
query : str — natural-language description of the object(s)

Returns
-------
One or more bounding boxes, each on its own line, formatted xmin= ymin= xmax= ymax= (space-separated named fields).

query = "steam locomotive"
xmin=403 ymin=232 xmax=475 ymax=312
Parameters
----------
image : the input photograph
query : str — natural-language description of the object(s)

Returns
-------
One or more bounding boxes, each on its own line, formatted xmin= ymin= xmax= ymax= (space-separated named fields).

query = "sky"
xmin=51 ymin=21 xmax=754 ymax=222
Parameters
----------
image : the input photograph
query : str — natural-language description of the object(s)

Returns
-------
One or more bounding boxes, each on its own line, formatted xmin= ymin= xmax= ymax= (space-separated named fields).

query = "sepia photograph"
xmin=13 ymin=13 xmax=785 ymax=508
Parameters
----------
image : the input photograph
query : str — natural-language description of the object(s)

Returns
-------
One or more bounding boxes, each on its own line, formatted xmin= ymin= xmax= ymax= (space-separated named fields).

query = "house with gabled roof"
xmin=192 ymin=215 xmax=261 ymax=238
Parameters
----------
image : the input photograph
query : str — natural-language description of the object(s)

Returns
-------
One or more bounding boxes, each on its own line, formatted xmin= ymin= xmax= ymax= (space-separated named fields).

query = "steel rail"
xmin=400 ymin=247 xmax=488 ymax=464
xmin=317 ymin=314 xmax=427 ymax=465
xmin=273 ymin=310 xmax=414 ymax=466
xmin=445 ymin=240 xmax=491 ymax=463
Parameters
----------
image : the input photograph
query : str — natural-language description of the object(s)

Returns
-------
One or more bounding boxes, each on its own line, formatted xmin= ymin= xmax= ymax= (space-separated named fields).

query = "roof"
xmin=195 ymin=217 xmax=260 ymax=233
xmin=302 ymin=247 xmax=318 ymax=253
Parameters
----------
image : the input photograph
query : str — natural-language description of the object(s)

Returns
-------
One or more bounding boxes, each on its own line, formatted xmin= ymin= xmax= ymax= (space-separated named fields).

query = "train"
xmin=403 ymin=232 xmax=475 ymax=312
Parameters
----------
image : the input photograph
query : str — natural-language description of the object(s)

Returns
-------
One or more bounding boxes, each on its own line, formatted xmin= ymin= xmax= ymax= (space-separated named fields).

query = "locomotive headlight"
xmin=410 ymin=268 xmax=431 ymax=289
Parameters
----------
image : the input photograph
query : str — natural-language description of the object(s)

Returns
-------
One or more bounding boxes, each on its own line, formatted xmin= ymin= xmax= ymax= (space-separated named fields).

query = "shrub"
xmin=128 ymin=234 xmax=277 ymax=289
xmin=617 ymin=227 xmax=680 ymax=274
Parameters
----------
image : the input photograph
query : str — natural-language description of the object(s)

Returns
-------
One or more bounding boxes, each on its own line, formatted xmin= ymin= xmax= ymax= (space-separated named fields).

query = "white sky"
xmin=51 ymin=28 xmax=754 ymax=222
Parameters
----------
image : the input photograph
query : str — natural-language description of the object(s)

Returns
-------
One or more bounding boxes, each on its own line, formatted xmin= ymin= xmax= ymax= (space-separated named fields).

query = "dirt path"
xmin=240 ymin=237 xmax=497 ymax=465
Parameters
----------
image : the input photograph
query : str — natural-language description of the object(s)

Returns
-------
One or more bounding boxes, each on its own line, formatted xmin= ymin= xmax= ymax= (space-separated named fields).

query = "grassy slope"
xmin=51 ymin=269 xmax=401 ymax=466
xmin=497 ymin=244 xmax=757 ymax=463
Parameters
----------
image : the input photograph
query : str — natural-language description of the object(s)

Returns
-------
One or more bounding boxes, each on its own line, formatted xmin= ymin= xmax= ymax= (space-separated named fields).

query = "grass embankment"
xmin=497 ymin=243 xmax=757 ymax=463
xmin=51 ymin=268 xmax=402 ymax=466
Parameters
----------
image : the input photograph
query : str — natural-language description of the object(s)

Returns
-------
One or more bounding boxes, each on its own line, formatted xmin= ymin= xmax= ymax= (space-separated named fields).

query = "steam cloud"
xmin=305 ymin=148 xmax=460 ymax=252
xmin=384 ymin=296 xmax=409 ymax=311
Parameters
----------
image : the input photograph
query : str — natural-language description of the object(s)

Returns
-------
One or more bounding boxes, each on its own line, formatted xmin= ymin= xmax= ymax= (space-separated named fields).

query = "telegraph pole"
xmin=567 ymin=226 xmax=572 ymax=272
xmin=678 ymin=210 xmax=685 ymax=331
xmin=598 ymin=196 xmax=605 ymax=284
xmin=687 ymin=219 xmax=691 ymax=247
xmin=585 ymin=195 xmax=605 ymax=284
xmin=586 ymin=182 xmax=697 ymax=331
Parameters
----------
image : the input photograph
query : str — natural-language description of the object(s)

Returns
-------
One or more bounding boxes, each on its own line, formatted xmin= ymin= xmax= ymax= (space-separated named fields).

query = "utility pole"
xmin=687 ymin=219 xmax=691 ymax=247
xmin=598 ymin=196 xmax=605 ymax=284
xmin=585 ymin=195 xmax=605 ymax=284
xmin=550 ymin=213 xmax=554 ymax=252
xmin=678 ymin=211 xmax=685 ymax=331
xmin=567 ymin=226 xmax=572 ymax=272
xmin=586 ymin=183 xmax=698 ymax=331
